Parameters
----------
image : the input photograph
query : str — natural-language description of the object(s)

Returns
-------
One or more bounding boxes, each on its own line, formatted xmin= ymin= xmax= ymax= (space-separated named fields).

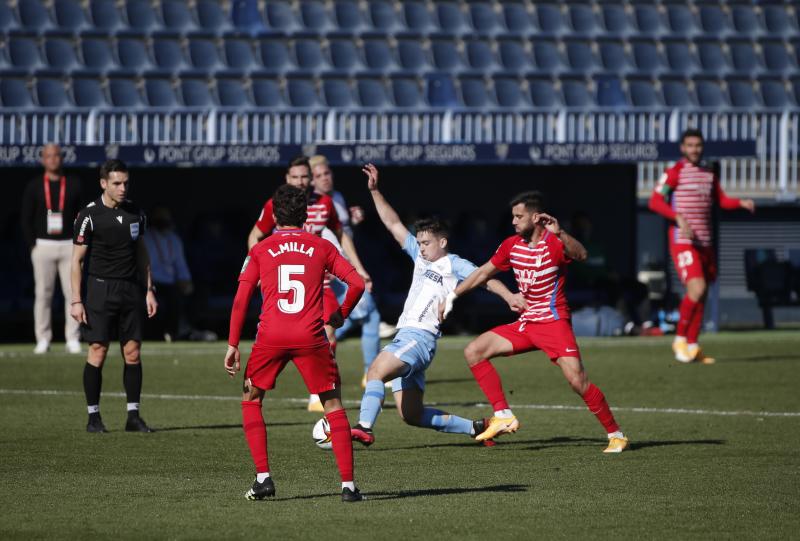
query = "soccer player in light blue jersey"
xmin=351 ymin=164 xmax=525 ymax=447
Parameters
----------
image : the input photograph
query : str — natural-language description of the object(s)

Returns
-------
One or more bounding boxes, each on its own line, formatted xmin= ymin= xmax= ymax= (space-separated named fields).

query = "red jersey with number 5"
xmin=239 ymin=229 xmax=363 ymax=348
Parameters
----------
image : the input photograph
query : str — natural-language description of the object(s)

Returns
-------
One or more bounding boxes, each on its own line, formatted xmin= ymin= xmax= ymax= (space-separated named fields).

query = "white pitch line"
xmin=1 ymin=388 xmax=799 ymax=418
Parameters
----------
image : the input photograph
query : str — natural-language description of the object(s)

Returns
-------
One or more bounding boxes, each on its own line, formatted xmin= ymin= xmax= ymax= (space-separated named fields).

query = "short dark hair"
xmin=272 ymin=184 xmax=308 ymax=227
xmin=510 ymin=191 xmax=544 ymax=212
xmin=100 ymin=159 xmax=128 ymax=179
xmin=680 ymin=129 xmax=704 ymax=144
xmin=286 ymin=156 xmax=310 ymax=175
xmin=413 ymin=216 xmax=449 ymax=239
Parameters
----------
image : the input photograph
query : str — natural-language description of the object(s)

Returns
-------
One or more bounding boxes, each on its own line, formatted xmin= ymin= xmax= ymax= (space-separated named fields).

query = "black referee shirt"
xmin=73 ymin=197 xmax=147 ymax=281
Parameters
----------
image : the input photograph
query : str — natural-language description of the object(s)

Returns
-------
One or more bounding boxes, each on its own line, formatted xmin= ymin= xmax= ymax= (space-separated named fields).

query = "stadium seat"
xmin=465 ymin=39 xmax=497 ymax=72
xmin=498 ymin=39 xmax=533 ymax=72
xmin=493 ymin=76 xmax=526 ymax=108
xmin=426 ymin=73 xmax=458 ymax=107
xmin=286 ymin=77 xmax=319 ymax=107
xmin=223 ymin=38 xmax=257 ymax=72
xmin=329 ymin=39 xmax=362 ymax=72
xmin=731 ymin=5 xmax=763 ymax=37
xmin=180 ymin=77 xmax=215 ymax=106
xmin=356 ymin=77 xmax=390 ymax=108
xmin=600 ymin=4 xmax=633 ymax=37
xmin=0 ymin=78 xmax=35 ymax=108
xmin=70 ymin=76 xmax=107 ymax=107
xmin=698 ymin=4 xmax=731 ymax=37
xmin=729 ymin=39 xmax=763 ymax=76
xmin=367 ymin=1 xmax=400 ymax=32
xmin=561 ymin=77 xmax=593 ymax=107
xmin=0 ymin=2 xmax=17 ymax=32
xmin=395 ymin=76 xmax=426 ymax=107
xmin=435 ymin=2 xmax=468 ymax=35
xmin=321 ymin=77 xmax=354 ymax=108
xmin=188 ymin=38 xmax=222 ymax=71
xmin=264 ymin=1 xmax=299 ymax=34
xmin=196 ymin=0 xmax=231 ymax=35
xmin=565 ymin=39 xmax=599 ymax=73
xmin=44 ymin=37 xmax=80 ymax=71
xmin=661 ymin=78 xmax=694 ymax=107
xmin=231 ymin=0 xmax=265 ymax=34
xmin=108 ymin=75 xmax=143 ymax=107
xmin=161 ymin=0 xmax=197 ymax=33
xmin=535 ymin=4 xmax=566 ymax=36
xmin=7 ymin=36 xmax=44 ymax=72
xmin=431 ymin=38 xmax=464 ymax=71
xmin=532 ymin=39 xmax=566 ymax=73
xmin=468 ymin=2 xmax=501 ymax=36
xmin=89 ymin=0 xmax=123 ymax=33
xmin=117 ymin=37 xmax=152 ymax=72
xmin=695 ymin=78 xmax=728 ymax=108
xmin=144 ymin=76 xmax=178 ymax=107
xmin=402 ymin=2 xmax=434 ymax=34
xmin=125 ymin=0 xmax=161 ymax=32
xmin=633 ymin=5 xmax=666 ymax=36
xmin=595 ymin=75 xmax=627 ymax=107
xmin=763 ymin=5 xmax=796 ymax=37
xmin=459 ymin=76 xmax=492 ymax=108
xmin=362 ymin=38 xmax=396 ymax=71
xmin=81 ymin=36 xmax=116 ymax=72
xmin=397 ymin=39 xmax=430 ymax=71
xmin=696 ymin=40 xmax=731 ymax=76
xmin=665 ymin=4 xmax=700 ymax=37
xmin=568 ymin=4 xmax=600 ymax=36
xmin=502 ymin=3 xmax=535 ymax=36
xmin=293 ymin=39 xmax=328 ymax=72
xmin=333 ymin=1 xmax=364 ymax=34
xmin=17 ymin=0 xmax=53 ymax=33
xmin=152 ymin=37 xmax=188 ymax=73
xmin=36 ymin=78 xmax=72 ymax=107
xmin=298 ymin=1 xmax=331 ymax=33
xmin=251 ymin=77 xmax=284 ymax=107
xmin=599 ymin=39 xmax=632 ymax=74
xmin=54 ymin=0 xmax=88 ymax=32
xmin=727 ymin=78 xmax=759 ymax=108
xmin=631 ymin=39 xmax=666 ymax=75
xmin=258 ymin=38 xmax=292 ymax=73
xmin=758 ymin=77 xmax=793 ymax=108
xmin=761 ymin=40 xmax=794 ymax=76
xmin=527 ymin=77 xmax=560 ymax=108
xmin=215 ymin=77 xmax=249 ymax=107
xmin=627 ymin=77 xmax=661 ymax=108
xmin=664 ymin=40 xmax=699 ymax=75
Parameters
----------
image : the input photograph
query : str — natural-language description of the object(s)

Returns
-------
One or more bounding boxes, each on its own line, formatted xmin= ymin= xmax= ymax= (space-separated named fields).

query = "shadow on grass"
xmin=720 ymin=355 xmax=797 ymax=363
xmin=274 ymin=484 xmax=529 ymax=502
xmin=155 ymin=422 xmax=307 ymax=432
xmin=425 ymin=378 xmax=475 ymax=386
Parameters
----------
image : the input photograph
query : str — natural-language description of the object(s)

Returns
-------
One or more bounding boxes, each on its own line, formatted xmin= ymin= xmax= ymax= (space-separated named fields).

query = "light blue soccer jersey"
xmin=396 ymin=233 xmax=477 ymax=336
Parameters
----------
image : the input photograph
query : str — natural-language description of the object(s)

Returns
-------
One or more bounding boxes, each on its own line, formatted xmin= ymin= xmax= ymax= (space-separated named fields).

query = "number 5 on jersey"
xmin=278 ymin=265 xmax=305 ymax=314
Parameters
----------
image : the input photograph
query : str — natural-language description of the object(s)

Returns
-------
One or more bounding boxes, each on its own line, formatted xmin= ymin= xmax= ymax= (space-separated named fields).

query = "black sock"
xmin=123 ymin=362 xmax=143 ymax=407
xmin=83 ymin=363 xmax=102 ymax=410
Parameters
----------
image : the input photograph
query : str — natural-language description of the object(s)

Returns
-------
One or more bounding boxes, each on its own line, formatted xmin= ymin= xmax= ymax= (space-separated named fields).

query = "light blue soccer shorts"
xmin=384 ymin=327 xmax=438 ymax=392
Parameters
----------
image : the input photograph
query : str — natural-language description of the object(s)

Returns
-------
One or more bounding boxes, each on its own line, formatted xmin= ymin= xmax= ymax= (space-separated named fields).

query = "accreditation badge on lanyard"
xmin=44 ymin=175 xmax=66 ymax=235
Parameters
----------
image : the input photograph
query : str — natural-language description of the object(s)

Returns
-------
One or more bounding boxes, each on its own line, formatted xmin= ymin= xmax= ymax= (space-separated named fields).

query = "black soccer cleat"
xmin=350 ymin=424 xmax=374 ymax=447
xmin=125 ymin=413 xmax=153 ymax=433
xmin=245 ymin=477 xmax=276 ymax=501
xmin=341 ymin=487 xmax=364 ymax=502
xmin=86 ymin=413 xmax=107 ymax=433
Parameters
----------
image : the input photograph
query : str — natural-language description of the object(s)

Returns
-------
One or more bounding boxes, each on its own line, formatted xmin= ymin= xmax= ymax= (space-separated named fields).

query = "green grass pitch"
xmin=1 ymin=331 xmax=799 ymax=539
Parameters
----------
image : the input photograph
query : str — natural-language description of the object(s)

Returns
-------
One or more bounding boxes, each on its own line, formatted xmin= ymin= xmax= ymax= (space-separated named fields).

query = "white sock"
xmin=342 ymin=481 xmax=355 ymax=491
xmin=674 ymin=336 xmax=687 ymax=344
xmin=359 ymin=421 xmax=372 ymax=429
xmin=608 ymin=431 xmax=625 ymax=440
xmin=87 ymin=405 xmax=99 ymax=414
xmin=256 ymin=472 xmax=271 ymax=483
xmin=309 ymin=394 xmax=320 ymax=403
xmin=494 ymin=409 xmax=514 ymax=418
xmin=127 ymin=402 xmax=140 ymax=412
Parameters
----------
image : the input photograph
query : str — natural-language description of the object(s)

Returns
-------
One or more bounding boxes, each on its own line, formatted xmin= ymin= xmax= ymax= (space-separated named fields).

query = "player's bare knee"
xmin=464 ymin=341 xmax=483 ymax=365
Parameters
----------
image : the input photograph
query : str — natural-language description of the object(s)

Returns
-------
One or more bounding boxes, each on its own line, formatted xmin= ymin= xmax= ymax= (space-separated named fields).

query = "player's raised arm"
xmin=363 ymin=163 xmax=409 ymax=246
xmin=534 ymin=213 xmax=588 ymax=262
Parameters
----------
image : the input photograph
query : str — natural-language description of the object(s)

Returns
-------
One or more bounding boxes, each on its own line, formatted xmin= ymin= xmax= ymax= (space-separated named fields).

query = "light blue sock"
xmin=359 ymin=380 xmax=385 ymax=428
xmin=419 ymin=408 xmax=474 ymax=435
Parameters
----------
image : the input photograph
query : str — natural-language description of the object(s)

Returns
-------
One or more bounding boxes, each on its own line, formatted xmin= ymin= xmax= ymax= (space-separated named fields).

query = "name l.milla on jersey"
xmin=267 ymin=242 xmax=315 ymax=258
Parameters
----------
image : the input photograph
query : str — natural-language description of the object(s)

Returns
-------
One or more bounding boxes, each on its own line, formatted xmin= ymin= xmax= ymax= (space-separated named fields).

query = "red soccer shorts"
xmin=245 ymin=343 xmax=341 ymax=394
xmin=490 ymin=319 xmax=581 ymax=361
xmin=323 ymin=285 xmax=340 ymax=322
xmin=669 ymin=239 xmax=717 ymax=284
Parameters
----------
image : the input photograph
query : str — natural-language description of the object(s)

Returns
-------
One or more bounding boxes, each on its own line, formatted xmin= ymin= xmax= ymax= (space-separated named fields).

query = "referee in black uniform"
xmin=70 ymin=159 xmax=158 ymax=433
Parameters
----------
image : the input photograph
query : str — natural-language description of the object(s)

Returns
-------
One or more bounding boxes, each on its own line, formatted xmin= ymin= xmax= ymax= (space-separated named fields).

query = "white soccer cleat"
xmin=33 ymin=340 xmax=49 ymax=354
xmin=307 ymin=394 xmax=324 ymax=413
xmin=378 ymin=322 xmax=397 ymax=339
xmin=66 ymin=340 xmax=82 ymax=354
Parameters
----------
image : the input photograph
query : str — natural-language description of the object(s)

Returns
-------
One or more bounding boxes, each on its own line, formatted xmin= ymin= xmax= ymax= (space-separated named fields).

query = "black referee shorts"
xmin=82 ymin=277 xmax=145 ymax=344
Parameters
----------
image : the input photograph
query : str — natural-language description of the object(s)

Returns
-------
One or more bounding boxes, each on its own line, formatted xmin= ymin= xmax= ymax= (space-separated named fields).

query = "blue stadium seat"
xmin=231 ymin=0 xmax=265 ymax=34
xmin=599 ymin=39 xmax=632 ymax=73
xmin=328 ymin=39 xmax=362 ymax=72
xmin=465 ymin=39 xmax=497 ymax=72
xmin=761 ymin=40 xmax=794 ymax=76
xmin=44 ymin=37 xmax=79 ymax=71
xmin=631 ymin=39 xmax=666 ymax=75
xmin=333 ymin=1 xmax=364 ymax=33
xmin=362 ymin=38 xmax=396 ymax=71
xmin=286 ymin=77 xmax=319 ymax=107
xmin=397 ymin=39 xmax=430 ymax=71
xmin=695 ymin=78 xmax=728 ymax=108
xmin=258 ymin=38 xmax=292 ymax=72
xmin=532 ymin=40 xmax=565 ymax=73
xmin=699 ymin=4 xmax=731 ymax=37
xmin=321 ymin=77 xmax=354 ymax=108
xmin=196 ymin=0 xmax=231 ymax=35
xmin=54 ymin=0 xmax=88 ymax=32
xmin=36 ymin=78 xmax=72 ymax=107
xmin=493 ymin=76 xmax=526 ymax=108
xmin=89 ymin=0 xmax=123 ymax=32
xmin=356 ymin=77 xmax=390 ymax=107
xmin=600 ymin=4 xmax=632 ymax=37
xmin=728 ymin=39 xmax=762 ymax=76
xmin=696 ymin=40 xmax=731 ymax=76
xmin=664 ymin=40 xmax=699 ymax=74
xmin=161 ymin=0 xmax=197 ymax=33
xmin=595 ymin=75 xmax=627 ymax=107
xmin=536 ymin=4 xmax=566 ymax=36
xmin=527 ymin=77 xmax=560 ymax=108
xmin=7 ymin=36 xmax=44 ymax=72
xmin=216 ymin=77 xmax=250 ymax=107
xmin=251 ymin=77 xmax=284 ymax=107
xmin=108 ymin=75 xmax=143 ymax=107
xmin=565 ymin=39 xmax=599 ymax=73
xmin=293 ymin=39 xmax=328 ymax=72
xmin=395 ymin=76 xmax=426 ymax=107
xmin=435 ymin=2 xmax=468 ymax=35
xmin=17 ymin=0 xmax=53 ymax=33
xmin=502 ymin=3 xmax=535 ymax=36
xmin=144 ymin=76 xmax=178 ymax=107
xmin=223 ymin=38 xmax=257 ymax=72
xmin=793 ymin=78 xmax=800 ymax=107
xmin=188 ymin=38 xmax=222 ymax=71
xmin=81 ymin=37 xmax=115 ymax=72
xmin=180 ymin=78 xmax=215 ymax=106
xmin=568 ymin=4 xmax=600 ymax=36
xmin=125 ymin=0 xmax=161 ymax=32
xmin=264 ymin=1 xmax=298 ymax=34
xmin=70 ymin=76 xmax=107 ymax=106
xmin=726 ymin=78 xmax=759 ymax=108
xmin=758 ymin=77 xmax=792 ymax=108
xmin=661 ymin=78 xmax=694 ymax=107
xmin=763 ymin=5 xmax=796 ymax=37
xmin=665 ymin=4 xmax=699 ymax=37
xmin=498 ymin=39 xmax=533 ymax=72
xmin=402 ymin=2 xmax=434 ymax=34
xmin=627 ymin=77 xmax=661 ymax=108
xmin=633 ymin=5 xmax=665 ymax=36
xmin=459 ymin=76 xmax=491 ymax=108
xmin=116 ymin=37 xmax=152 ymax=72
xmin=431 ymin=38 xmax=464 ymax=71
xmin=0 ymin=2 xmax=17 ymax=32
xmin=152 ymin=37 xmax=188 ymax=73
xmin=367 ymin=1 xmax=400 ymax=32
xmin=468 ymin=2 xmax=501 ymax=36
xmin=299 ymin=1 xmax=331 ymax=33
xmin=561 ymin=77 xmax=593 ymax=107
xmin=0 ymin=78 xmax=34 ymax=108
xmin=731 ymin=5 xmax=762 ymax=37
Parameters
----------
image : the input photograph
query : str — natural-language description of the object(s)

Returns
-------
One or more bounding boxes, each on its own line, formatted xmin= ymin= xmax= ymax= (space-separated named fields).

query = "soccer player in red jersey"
xmin=247 ymin=156 xmax=372 ymax=411
xmin=225 ymin=184 xmax=366 ymax=502
xmin=649 ymin=129 xmax=755 ymax=363
xmin=441 ymin=191 xmax=628 ymax=453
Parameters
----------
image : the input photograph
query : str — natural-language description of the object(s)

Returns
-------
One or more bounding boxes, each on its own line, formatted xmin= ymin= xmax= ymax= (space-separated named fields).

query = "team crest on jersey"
xmin=240 ymin=256 xmax=250 ymax=274
xmin=129 ymin=222 xmax=139 ymax=240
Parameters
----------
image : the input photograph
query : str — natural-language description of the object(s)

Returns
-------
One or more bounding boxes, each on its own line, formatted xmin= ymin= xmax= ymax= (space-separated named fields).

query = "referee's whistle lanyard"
xmin=43 ymin=174 xmax=66 ymax=213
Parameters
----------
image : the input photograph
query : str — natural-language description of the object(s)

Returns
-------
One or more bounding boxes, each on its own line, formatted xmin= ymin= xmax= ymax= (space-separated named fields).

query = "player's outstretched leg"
xmin=394 ymin=384 xmax=482 ymax=438
xmin=353 ymin=351 xmax=407 ymax=446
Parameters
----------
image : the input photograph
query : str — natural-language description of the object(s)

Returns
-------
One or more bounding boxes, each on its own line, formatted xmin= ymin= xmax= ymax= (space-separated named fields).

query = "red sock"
xmin=686 ymin=301 xmax=705 ymax=343
xmin=241 ymin=401 xmax=269 ymax=473
xmin=676 ymin=295 xmax=697 ymax=338
xmin=470 ymin=360 xmax=509 ymax=411
xmin=325 ymin=408 xmax=353 ymax=482
xmin=582 ymin=383 xmax=620 ymax=434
